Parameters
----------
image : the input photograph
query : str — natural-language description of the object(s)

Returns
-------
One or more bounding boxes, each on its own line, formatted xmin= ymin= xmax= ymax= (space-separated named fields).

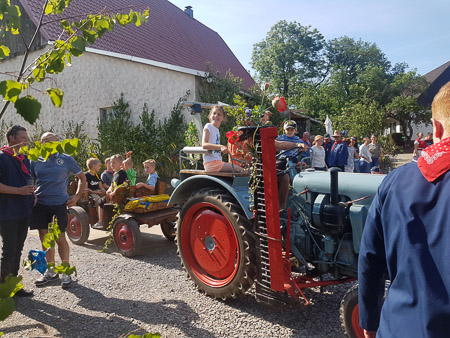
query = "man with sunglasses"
xmin=0 ymin=125 xmax=35 ymax=296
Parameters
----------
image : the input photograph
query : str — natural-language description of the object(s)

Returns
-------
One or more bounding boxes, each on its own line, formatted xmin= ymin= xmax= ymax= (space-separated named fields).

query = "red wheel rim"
xmin=181 ymin=202 xmax=239 ymax=287
xmin=114 ymin=222 xmax=134 ymax=251
xmin=68 ymin=214 xmax=82 ymax=239
xmin=351 ymin=304 xmax=365 ymax=338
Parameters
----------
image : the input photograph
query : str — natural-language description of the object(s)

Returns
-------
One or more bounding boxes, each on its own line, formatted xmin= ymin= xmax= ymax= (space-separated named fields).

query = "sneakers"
xmin=92 ymin=222 xmax=104 ymax=230
xmin=35 ymin=268 xmax=58 ymax=286
xmin=61 ymin=273 xmax=72 ymax=289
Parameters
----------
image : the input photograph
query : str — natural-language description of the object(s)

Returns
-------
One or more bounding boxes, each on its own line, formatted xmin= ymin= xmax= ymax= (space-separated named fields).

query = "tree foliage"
xmin=251 ymin=20 xmax=326 ymax=98
xmin=97 ymin=94 xmax=188 ymax=177
xmin=253 ymin=22 xmax=430 ymax=140
xmin=0 ymin=0 xmax=149 ymax=123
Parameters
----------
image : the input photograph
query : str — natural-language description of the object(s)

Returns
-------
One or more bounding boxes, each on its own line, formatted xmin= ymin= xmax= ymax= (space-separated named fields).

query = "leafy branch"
xmin=0 ymin=0 xmax=150 ymax=123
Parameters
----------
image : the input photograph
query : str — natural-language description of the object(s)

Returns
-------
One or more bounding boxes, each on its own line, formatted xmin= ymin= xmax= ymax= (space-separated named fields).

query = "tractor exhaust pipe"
xmin=329 ymin=168 xmax=339 ymax=205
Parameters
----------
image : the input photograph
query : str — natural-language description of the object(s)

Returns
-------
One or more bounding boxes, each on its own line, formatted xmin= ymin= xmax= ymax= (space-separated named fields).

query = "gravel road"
xmin=1 ymin=227 xmax=350 ymax=337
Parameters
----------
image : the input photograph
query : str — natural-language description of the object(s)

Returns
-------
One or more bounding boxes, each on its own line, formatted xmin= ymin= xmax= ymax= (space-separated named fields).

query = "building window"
xmin=99 ymin=107 xmax=114 ymax=122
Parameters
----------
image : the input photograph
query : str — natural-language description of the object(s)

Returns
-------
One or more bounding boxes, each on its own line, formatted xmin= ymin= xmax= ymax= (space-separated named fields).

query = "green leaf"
xmin=0 ymin=80 xmax=22 ymax=103
xmin=82 ymin=29 xmax=97 ymax=44
xmin=0 ymin=45 xmax=10 ymax=59
xmin=46 ymin=57 xmax=65 ymax=73
xmin=62 ymin=139 xmax=76 ymax=154
xmin=45 ymin=0 xmax=72 ymax=15
xmin=18 ymin=145 xmax=28 ymax=154
xmin=60 ymin=19 xmax=74 ymax=35
xmin=116 ymin=14 xmax=130 ymax=26
xmin=0 ymin=275 xmax=22 ymax=298
xmin=14 ymin=96 xmax=41 ymax=124
xmin=69 ymin=138 xmax=80 ymax=151
xmin=132 ymin=12 xmax=142 ymax=27
xmin=56 ymin=144 xmax=64 ymax=154
xmin=32 ymin=67 xmax=46 ymax=82
xmin=94 ymin=18 xmax=109 ymax=31
xmin=68 ymin=36 xmax=86 ymax=57
xmin=47 ymin=87 xmax=64 ymax=107
xmin=27 ymin=147 xmax=40 ymax=161
xmin=0 ymin=298 xmax=15 ymax=321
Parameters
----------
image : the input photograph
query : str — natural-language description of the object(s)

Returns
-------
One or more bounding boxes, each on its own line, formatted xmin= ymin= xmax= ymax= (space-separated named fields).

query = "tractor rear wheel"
xmin=67 ymin=206 xmax=90 ymax=245
xmin=161 ymin=220 xmax=176 ymax=241
xmin=176 ymin=188 xmax=256 ymax=300
xmin=340 ymin=284 xmax=365 ymax=338
xmin=113 ymin=217 xmax=141 ymax=257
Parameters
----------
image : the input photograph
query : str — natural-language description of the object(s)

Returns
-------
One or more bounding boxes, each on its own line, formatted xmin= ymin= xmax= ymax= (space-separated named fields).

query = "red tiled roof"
xmin=19 ymin=0 xmax=255 ymax=89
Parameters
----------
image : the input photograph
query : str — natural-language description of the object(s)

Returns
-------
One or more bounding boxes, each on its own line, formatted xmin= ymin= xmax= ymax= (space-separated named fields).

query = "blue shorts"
xmin=30 ymin=203 xmax=68 ymax=232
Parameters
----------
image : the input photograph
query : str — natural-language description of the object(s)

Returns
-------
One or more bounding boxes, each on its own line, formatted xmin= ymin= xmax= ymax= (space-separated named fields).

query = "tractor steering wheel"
xmin=275 ymin=146 xmax=304 ymax=161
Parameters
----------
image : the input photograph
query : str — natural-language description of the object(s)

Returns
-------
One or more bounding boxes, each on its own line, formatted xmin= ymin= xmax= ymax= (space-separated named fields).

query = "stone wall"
xmin=0 ymin=50 xmax=197 ymax=139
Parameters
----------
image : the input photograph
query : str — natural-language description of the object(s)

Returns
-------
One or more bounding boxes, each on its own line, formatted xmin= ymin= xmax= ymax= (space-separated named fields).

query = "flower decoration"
xmin=264 ymin=82 xmax=270 ymax=91
xmin=272 ymin=96 xmax=287 ymax=113
xmin=226 ymin=130 xmax=239 ymax=144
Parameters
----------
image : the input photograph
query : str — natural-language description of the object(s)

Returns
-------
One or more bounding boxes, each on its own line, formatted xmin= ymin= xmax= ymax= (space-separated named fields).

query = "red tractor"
xmin=169 ymin=126 xmax=385 ymax=337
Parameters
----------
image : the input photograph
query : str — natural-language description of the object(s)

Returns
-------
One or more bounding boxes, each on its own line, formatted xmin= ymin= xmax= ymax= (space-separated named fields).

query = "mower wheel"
xmin=340 ymin=283 xmax=365 ymax=338
xmin=67 ymin=206 xmax=90 ymax=245
xmin=113 ymin=217 xmax=141 ymax=257
xmin=161 ymin=220 xmax=176 ymax=241
xmin=176 ymin=188 xmax=256 ymax=300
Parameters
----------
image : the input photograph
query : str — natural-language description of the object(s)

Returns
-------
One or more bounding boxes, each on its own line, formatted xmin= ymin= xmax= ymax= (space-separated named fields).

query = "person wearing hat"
xmin=277 ymin=120 xmax=302 ymax=163
xmin=30 ymin=132 xmax=87 ymax=288
xmin=326 ymin=131 xmax=348 ymax=171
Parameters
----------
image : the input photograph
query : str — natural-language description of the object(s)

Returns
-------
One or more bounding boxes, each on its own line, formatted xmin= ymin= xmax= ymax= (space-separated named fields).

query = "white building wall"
xmin=0 ymin=50 xmax=196 ymax=138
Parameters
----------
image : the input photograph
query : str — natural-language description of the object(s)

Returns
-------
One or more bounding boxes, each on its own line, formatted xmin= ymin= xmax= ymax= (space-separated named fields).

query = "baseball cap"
xmin=284 ymin=120 xmax=297 ymax=129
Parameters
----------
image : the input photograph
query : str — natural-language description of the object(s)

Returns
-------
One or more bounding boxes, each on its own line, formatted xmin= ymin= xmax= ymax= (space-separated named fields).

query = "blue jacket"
xmin=358 ymin=162 xmax=450 ymax=337
xmin=327 ymin=141 xmax=348 ymax=167
xmin=0 ymin=151 xmax=34 ymax=221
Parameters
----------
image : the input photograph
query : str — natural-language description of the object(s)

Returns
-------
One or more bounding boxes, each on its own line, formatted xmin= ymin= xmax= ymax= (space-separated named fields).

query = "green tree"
xmin=0 ymin=0 xmax=149 ymax=123
xmin=338 ymin=99 xmax=385 ymax=137
xmin=198 ymin=64 xmax=243 ymax=105
xmin=251 ymin=20 xmax=326 ymax=98
xmin=326 ymin=36 xmax=390 ymax=95
xmin=385 ymin=70 xmax=430 ymax=142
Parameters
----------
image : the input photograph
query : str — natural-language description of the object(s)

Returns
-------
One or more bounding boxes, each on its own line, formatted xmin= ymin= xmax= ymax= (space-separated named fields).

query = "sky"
xmin=169 ymin=0 xmax=450 ymax=77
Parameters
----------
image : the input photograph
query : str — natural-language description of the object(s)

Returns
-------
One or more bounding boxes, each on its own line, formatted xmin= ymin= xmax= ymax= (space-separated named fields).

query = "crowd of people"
xmin=0 ymin=128 xmax=160 ymax=295
xmin=276 ymin=123 xmax=386 ymax=175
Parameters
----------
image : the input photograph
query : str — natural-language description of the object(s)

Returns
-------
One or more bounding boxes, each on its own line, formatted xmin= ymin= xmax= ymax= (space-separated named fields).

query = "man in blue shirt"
xmin=358 ymin=81 xmax=450 ymax=337
xmin=277 ymin=120 xmax=301 ymax=163
xmin=30 ymin=132 xmax=87 ymax=288
xmin=0 ymin=125 xmax=35 ymax=296
xmin=327 ymin=131 xmax=348 ymax=171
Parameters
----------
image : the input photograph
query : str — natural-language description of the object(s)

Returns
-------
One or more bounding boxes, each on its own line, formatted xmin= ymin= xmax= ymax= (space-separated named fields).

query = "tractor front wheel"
xmin=67 ymin=206 xmax=90 ymax=245
xmin=113 ymin=217 xmax=141 ymax=257
xmin=340 ymin=284 xmax=365 ymax=338
xmin=176 ymin=189 xmax=256 ymax=300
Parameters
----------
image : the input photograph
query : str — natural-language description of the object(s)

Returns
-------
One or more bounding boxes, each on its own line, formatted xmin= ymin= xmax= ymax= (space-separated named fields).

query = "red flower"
xmin=272 ymin=96 xmax=287 ymax=113
xmin=226 ymin=130 xmax=239 ymax=144
xmin=264 ymin=82 xmax=270 ymax=91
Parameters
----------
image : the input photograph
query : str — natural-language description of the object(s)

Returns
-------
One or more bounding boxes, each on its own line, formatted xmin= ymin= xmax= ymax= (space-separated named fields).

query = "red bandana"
xmin=331 ymin=140 xmax=341 ymax=152
xmin=0 ymin=145 xmax=30 ymax=175
xmin=417 ymin=137 xmax=450 ymax=183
